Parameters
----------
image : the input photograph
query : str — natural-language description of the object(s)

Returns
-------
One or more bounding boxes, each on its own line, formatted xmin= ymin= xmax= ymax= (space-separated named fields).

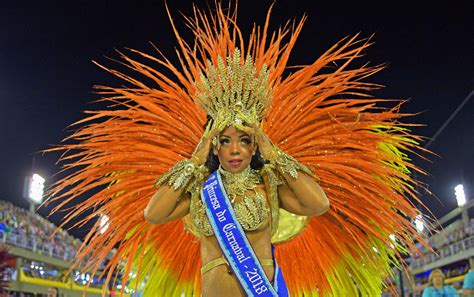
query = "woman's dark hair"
xmin=203 ymin=115 xmax=266 ymax=172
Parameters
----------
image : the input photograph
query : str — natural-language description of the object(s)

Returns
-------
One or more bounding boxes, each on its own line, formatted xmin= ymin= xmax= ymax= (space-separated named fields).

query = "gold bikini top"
xmin=191 ymin=190 xmax=269 ymax=236
xmin=188 ymin=166 xmax=281 ymax=237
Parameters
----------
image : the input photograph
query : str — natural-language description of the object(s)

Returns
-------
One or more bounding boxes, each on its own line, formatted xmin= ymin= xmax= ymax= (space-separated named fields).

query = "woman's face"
xmin=214 ymin=126 xmax=256 ymax=173
xmin=432 ymin=272 xmax=444 ymax=288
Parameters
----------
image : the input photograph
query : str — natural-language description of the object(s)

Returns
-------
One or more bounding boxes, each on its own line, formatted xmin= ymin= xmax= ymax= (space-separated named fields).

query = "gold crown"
xmin=194 ymin=48 xmax=272 ymax=125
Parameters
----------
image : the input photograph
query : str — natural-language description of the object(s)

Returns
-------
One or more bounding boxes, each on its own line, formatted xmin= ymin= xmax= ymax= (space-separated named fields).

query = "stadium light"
xmin=28 ymin=173 xmax=45 ymax=204
xmin=455 ymin=184 xmax=466 ymax=207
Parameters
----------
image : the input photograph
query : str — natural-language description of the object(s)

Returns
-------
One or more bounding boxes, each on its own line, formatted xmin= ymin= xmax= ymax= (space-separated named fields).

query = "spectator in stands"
xmin=422 ymin=269 xmax=459 ymax=297
xmin=47 ymin=287 xmax=58 ymax=297
xmin=462 ymin=270 xmax=474 ymax=296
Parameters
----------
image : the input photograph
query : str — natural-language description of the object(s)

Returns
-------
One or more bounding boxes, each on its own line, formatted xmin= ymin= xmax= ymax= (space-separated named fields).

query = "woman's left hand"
xmin=235 ymin=111 xmax=275 ymax=159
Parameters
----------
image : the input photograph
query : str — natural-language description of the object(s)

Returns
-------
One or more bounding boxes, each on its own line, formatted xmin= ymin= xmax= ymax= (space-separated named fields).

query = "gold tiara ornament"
xmin=194 ymin=48 xmax=272 ymax=126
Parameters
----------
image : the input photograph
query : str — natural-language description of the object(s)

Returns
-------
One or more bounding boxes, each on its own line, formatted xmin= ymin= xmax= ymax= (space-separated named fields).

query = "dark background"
xmin=1 ymin=0 xmax=472 ymax=239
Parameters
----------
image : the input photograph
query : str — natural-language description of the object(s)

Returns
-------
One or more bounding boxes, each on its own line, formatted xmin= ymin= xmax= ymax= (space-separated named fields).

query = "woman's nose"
xmin=230 ymin=142 xmax=240 ymax=155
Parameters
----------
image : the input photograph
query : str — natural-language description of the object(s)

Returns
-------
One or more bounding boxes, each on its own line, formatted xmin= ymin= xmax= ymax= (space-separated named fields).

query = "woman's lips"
xmin=228 ymin=159 xmax=242 ymax=167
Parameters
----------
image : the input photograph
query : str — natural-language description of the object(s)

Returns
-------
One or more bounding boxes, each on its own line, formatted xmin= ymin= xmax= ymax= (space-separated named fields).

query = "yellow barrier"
xmin=19 ymin=269 xmax=71 ymax=290
xmin=19 ymin=270 xmax=131 ymax=296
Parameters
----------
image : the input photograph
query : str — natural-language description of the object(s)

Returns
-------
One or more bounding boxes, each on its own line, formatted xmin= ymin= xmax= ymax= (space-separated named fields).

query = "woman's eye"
xmin=241 ymin=138 xmax=251 ymax=145
xmin=219 ymin=138 xmax=230 ymax=145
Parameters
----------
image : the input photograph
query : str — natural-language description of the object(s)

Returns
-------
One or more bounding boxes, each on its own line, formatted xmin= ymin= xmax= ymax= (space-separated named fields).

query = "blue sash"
xmin=201 ymin=171 xmax=289 ymax=296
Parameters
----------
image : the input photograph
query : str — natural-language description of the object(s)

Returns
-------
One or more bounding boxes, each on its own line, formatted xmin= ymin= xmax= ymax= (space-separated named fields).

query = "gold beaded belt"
xmin=201 ymin=257 xmax=274 ymax=274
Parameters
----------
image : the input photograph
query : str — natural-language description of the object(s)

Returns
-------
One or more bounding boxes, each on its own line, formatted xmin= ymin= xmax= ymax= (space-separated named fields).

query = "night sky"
xmin=1 ymin=0 xmax=472 ymax=239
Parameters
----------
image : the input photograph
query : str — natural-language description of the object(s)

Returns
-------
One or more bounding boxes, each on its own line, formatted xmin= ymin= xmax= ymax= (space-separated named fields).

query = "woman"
xmin=422 ymin=269 xmax=459 ymax=297
xmin=47 ymin=2 xmax=429 ymax=296
xmin=144 ymin=112 xmax=329 ymax=295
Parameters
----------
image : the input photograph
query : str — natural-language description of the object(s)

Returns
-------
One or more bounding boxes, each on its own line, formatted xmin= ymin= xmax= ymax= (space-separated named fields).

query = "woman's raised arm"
xmin=238 ymin=119 xmax=329 ymax=217
xmin=144 ymin=185 xmax=191 ymax=224
xmin=144 ymin=115 xmax=230 ymax=224
xmin=277 ymin=170 xmax=329 ymax=216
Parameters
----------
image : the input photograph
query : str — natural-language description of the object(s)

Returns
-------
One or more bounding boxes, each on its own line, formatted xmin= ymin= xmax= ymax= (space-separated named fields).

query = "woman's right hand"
xmin=191 ymin=113 xmax=230 ymax=166
xmin=145 ymin=114 xmax=229 ymax=225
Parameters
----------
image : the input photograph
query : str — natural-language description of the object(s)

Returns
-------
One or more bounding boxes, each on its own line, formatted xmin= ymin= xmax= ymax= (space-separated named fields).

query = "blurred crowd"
xmin=411 ymin=219 xmax=474 ymax=269
xmin=0 ymin=200 xmax=80 ymax=261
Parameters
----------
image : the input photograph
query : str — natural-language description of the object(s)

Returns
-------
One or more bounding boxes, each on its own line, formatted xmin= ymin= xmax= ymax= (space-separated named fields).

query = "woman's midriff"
xmin=201 ymin=226 xmax=274 ymax=297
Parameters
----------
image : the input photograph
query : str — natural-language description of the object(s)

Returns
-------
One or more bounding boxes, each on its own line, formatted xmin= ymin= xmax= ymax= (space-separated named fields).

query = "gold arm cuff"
xmin=267 ymin=148 xmax=319 ymax=180
xmin=155 ymin=159 xmax=206 ymax=191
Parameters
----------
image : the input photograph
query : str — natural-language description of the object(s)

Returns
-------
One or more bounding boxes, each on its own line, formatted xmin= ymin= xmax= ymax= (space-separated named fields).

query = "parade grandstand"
xmin=0 ymin=200 xmax=137 ymax=296
xmin=2 ymin=197 xmax=474 ymax=296
xmin=382 ymin=200 xmax=474 ymax=296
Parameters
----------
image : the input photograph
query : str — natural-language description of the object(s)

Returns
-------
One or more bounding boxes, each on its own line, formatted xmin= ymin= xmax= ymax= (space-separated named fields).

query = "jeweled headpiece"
xmin=194 ymin=48 xmax=272 ymax=126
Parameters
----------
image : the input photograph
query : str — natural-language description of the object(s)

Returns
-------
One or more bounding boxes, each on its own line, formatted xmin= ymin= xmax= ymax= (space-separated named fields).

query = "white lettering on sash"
xmin=203 ymin=180 xmax=220 ymax=210
xmin=223 ymin=223 xmax=251 ymax=264
xmin=216 ymin=209 xmax=227 ymax=222
xmin=244 ymin=268 xmax=269 ymax=294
